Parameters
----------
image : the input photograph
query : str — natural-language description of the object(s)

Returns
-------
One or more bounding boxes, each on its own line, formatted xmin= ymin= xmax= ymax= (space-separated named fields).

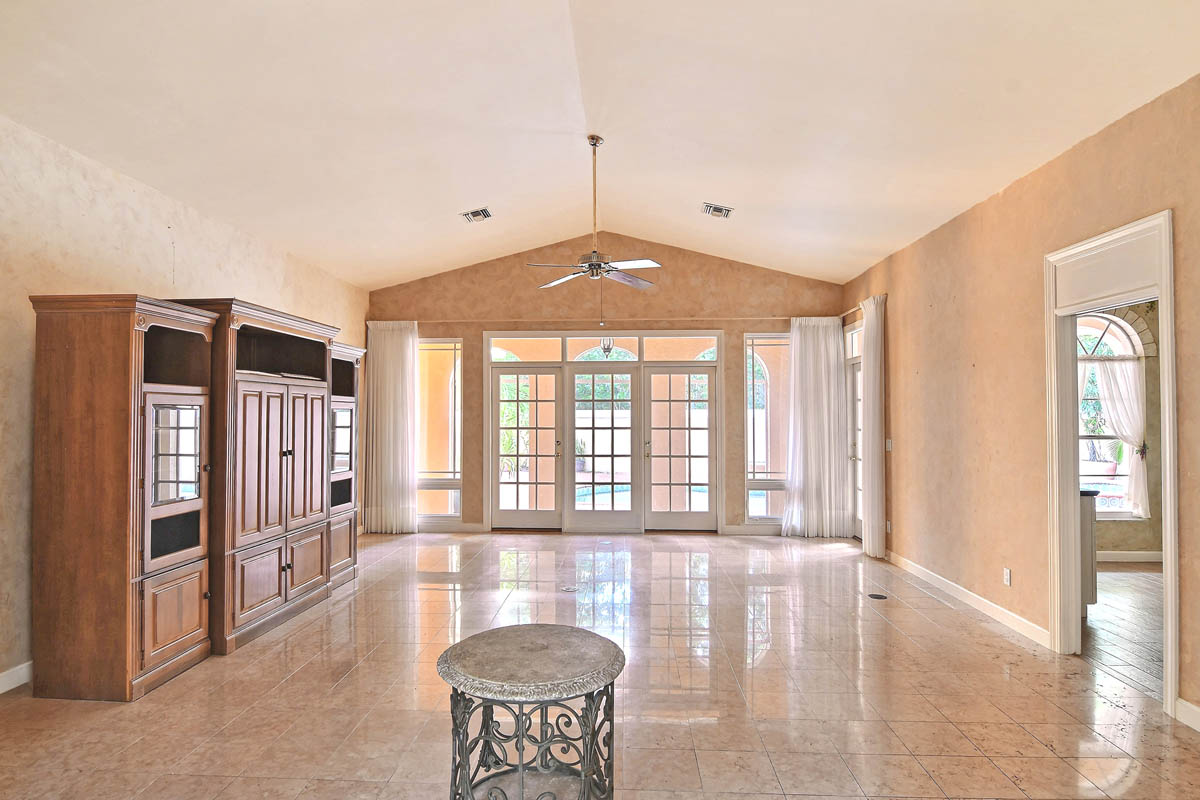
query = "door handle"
xmin=555 ymin=439 xmax=563 ymax=458
xmin=203 ymin=591 xmax=211 ymax=599
xmin=644 ymin=440 xmax=652 ymax=458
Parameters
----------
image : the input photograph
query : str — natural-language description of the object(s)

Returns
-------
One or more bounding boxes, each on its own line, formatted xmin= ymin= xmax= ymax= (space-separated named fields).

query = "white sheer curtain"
xmin=782 ymin=317 xmax=854 ymax=538
xmin=860 ymin=295 xmax=887 ymax=557
xmin=1094 ymin=358 xmax=1150 ymax=518
xmin=363 ymin=321 xmax=420 ymax=533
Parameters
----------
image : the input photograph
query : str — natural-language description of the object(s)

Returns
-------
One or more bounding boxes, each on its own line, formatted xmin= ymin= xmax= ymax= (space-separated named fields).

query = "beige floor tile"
xmin=295 ymin=779 xmax=384 ymax=800
xmin=617 ymin=748 xmax=702 ymax=791
xmin=923 ymin=695 xmax=1013 ymax=723
xmin=1023 ymin=722 xmax=1132 ymax=757
xmin=689 ymin=717 xmax=764 ymax=751
xmin=956 ymin=723 xmax=1055 ymax=757
xmin=819 ymin=720 xmax=908 ymax=755
xmin=1064 ymin=757 xmax=1180 ymax=799
xmin=213 ymin=777 xmax=308 ymax=799
xmin=624 ymin=719 xmax=695 ymax=749
xmin=768 ymin=752 xmax=863 ymax=796
xmin=992 ymin=756 xmax=1107 ymax=798
xmin=840 ymin=753 xmax=941 ymax=797
xmin=917 ymin=754 xmax=1024 ymax=798
xmin=695 ymin=749 xmax=783 ymax=793
xmin=861 ymin=693 xmax=947 ymax=722
xmin=137 ymin=774 xmax=236 ymax=800
xmin=756 ymin=719 xmax=838 ymax=753
xmin=887 ymin=721 xmax=980 ymax=756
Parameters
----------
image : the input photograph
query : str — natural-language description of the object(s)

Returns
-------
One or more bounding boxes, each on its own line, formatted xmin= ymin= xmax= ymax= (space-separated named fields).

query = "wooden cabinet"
xmin=30 ymin=295 xmax=216 ymax=700
xmin=329 ymin=512 xmax=356 ymax=577
xmin=235 ymin=382 xmax=286 ymax=548
xmin=287 ymin=387 xmax=328 ymax=530
xmin=329 ymin=342 xmax=364 ymax=589
xmin=231 ymin=538 xmax=287 ymax=629
xmin=286 ymin=525 xmax=327 ymax=598
xmin=179 ymin=299 xmax=345 ymax=654
xmin=142 ymin=560 xmax=209 ymax=671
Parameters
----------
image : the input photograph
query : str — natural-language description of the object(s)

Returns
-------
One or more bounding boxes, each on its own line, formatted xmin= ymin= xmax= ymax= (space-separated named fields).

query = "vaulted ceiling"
xmin=2 ymin=1 xmax=1199 ymax=289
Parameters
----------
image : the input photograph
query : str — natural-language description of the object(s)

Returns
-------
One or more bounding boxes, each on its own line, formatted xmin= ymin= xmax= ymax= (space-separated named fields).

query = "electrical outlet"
xmin=1003 ymin=567 xmax=1012 ymax=586
xmin=885 ymin=438 xmax=893 ymax=452
xmin=886 ymin=520 xmax=892 ymax=534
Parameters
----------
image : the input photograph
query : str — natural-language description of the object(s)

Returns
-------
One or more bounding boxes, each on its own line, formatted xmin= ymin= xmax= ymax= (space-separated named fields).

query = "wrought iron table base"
xmin=449 ymin=684 xmax=615 ymax=800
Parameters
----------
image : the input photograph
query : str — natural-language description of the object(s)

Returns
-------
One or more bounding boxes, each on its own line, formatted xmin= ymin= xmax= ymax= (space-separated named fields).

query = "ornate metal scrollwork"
xmin=449 ymin=683 xmax=615 ymax=800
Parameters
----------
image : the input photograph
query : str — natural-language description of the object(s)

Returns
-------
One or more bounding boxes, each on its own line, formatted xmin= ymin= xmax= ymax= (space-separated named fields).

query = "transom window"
xmin=1077 ymin=314 xmax=1141 ymax=516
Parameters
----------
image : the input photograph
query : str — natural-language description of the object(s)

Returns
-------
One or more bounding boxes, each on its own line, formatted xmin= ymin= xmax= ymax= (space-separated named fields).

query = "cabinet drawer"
xmin=286 ymin=525 xmax=327 ymax=599
xmin=329 ymin=512 xmax=355 ymax=576
xmin=141 ymin=560 xmax=209 ymax=671
xmin=231 ymin=538 xmax=287 ymax=629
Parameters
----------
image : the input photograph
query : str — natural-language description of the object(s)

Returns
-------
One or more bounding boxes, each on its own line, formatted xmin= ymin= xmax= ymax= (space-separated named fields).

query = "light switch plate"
xmin=885 ymin=438 xmax=893 ymax=451
xmin=1003 ymin=567 xmax=1012 ymax=586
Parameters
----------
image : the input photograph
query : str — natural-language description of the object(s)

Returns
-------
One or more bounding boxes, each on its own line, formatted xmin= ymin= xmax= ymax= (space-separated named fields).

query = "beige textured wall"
xmin=369 ymin=232 xmax=843 ymax=527
xmin=1093 ymin=302 xmax=1162 ymax=553
xmin=841 ymin=73 xmax=1199 ymax=699
xmin=0 ymin=115 xmax=369 ymax=676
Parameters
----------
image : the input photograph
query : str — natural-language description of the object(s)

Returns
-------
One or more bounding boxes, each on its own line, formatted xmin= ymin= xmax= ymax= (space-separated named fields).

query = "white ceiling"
xmin=2 ymin=1 xmax=1199 ymax=289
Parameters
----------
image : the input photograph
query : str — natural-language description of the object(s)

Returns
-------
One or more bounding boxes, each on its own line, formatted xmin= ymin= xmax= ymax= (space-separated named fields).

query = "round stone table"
xmin=436 ymin=624 xmax=625 ymax=800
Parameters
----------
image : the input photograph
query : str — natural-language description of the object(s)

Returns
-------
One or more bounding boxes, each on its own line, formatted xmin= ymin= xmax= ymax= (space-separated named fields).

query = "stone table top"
xmin=436 ymin=624 xmax=626 ymax=702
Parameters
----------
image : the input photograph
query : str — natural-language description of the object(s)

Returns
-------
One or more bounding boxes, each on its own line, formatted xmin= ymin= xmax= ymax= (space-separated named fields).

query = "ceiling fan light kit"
xmin=528 ymin=134 xmax=661 ymax=291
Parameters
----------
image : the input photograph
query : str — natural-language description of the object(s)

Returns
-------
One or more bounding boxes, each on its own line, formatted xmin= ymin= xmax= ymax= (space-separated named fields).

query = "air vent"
xmin=702 ymin=202 xmax=733 ymax=218
xmin=461 ymin=207 xmax=492 ymax=222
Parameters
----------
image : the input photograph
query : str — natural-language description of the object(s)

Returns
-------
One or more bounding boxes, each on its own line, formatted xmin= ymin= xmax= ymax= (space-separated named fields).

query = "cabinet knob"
xmin=281 ymin=564 xmax=288 ymax=573
xmin=202 ymin=464 xmax=212 ymax=473
xmin=203 ymin=591 xmax=211 ymax=599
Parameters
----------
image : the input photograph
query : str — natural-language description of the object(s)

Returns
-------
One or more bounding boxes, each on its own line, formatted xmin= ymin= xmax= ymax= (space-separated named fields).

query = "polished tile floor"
xmin=2 ymin=533 xmax=1199 ymax=799
xmin=1082 ymin=563 xmax=1165 ymax=701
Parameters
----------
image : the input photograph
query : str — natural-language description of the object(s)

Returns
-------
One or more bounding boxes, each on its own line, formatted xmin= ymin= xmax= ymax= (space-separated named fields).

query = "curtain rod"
xmin=839 ymin=292 xmax=887 ymax=319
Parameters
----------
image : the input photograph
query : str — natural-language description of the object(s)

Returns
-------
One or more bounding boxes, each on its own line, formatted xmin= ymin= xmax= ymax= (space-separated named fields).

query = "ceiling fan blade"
xmin=539 ymin=271 xmax=589 ymax=289
xmin=527 ymin=263 xmax=579 ymax=268
xmin=604 ymin=270 xmax=654 ymax=289
xmin=606 ymin=258 xmax=661 ymax=270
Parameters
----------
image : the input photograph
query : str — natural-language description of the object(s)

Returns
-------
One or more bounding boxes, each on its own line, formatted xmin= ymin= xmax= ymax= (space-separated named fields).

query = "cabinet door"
xmin=235 ymin=382 xmax=287 ymax=548
xmin=141 ymin=560 xmax=209 ymax=671
xmin=329 ymin=512 xmax=356 ymax=576
xmin=143 ymin=391 xmax=209 ymax=575
xmin=231 ymin=538 xmax=287 ymax=629
xmin=287 ymin=387 xmax=328 ymax=530
xmin=286 ymin=525 xmax=327 ymax=599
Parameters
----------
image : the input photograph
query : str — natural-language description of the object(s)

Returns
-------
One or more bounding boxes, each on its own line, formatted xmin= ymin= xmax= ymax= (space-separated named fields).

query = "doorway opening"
xmin=1044 ymin=210 xmax=1179 ymax=718
xmin=1075 ymin=304 xmax=1165 ymax=700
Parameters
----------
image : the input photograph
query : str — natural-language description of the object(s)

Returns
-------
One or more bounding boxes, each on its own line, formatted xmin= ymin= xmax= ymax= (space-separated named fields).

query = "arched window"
xmin=1077 ymin=314 xmax=1143 ymax=516
xmin=575 ymin=345 xmax=637 ymax=361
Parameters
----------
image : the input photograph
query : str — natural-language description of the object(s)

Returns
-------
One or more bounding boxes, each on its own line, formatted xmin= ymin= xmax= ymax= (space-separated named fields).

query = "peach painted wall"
xmin=369 ymin=232 xmax=843 ymax=528
xmin=840 ymin=73 xmax=1200 ymax=700
xmin=0 ymin=114 xmax=369 ymax=677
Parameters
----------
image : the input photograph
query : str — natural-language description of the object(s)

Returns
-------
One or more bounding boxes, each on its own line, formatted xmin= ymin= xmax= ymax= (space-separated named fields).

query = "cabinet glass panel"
xmin=153 ymin=405 xmax=202 ymax=505
xmin=332 ymin=408 xmax=353 ymax=472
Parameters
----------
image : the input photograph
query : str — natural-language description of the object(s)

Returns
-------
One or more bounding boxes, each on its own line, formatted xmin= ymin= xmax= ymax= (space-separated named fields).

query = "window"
xmin=745 ymin=335 xmax=788 ymax=520
xmin=490 ymin=337 xmax=562 ymax=362
xmin=418 ymin=340 xmax=462 ymax=516
xmin=1077 ymin=314 xmax=1141 ymax=517
xmin=845 ymin=323 xmax=864 ymax=522
xmin=567 ymin=337 xmax=638 ymax=361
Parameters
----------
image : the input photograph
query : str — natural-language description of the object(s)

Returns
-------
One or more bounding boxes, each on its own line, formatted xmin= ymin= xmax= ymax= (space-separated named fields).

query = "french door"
xmin=849 ymin=360 xmax=864 ymax=536
xmin=492 ymin=367 xmax=562 ymax=528
xmin=643 ymin=367 xmax=717 ymax=530
xmin=564 ymin=366 xmax=641 ymax=532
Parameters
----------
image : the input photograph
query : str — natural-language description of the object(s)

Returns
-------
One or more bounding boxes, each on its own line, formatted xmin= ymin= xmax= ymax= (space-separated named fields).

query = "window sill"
xmin=1096 ymin=512 xmax=1149 ymax=522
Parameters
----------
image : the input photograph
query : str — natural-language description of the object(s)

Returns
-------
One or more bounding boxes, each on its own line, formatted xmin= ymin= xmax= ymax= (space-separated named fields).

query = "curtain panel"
xmin=782 ymin=317 xmax=854 ymax=538
xmin=1094 ymin=358 xmax=1150 ymax=518
xmin=860 ymin=295 xmax=887 ymax=557
xmin=363 ymin=321 xmax=420 ymax=533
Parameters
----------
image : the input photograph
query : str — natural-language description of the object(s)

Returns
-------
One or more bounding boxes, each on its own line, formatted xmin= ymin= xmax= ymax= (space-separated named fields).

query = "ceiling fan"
xmin=528 ymin=134 xmax=661 ymax=289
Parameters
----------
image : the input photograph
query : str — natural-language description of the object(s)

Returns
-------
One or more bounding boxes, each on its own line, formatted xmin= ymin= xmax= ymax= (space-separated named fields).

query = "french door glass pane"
xmin=153 ymin=404 xmax=202 ymax=505
xmin=574 ymin=372 xmax=632 ymax=511
xmin=649 ymin=372 xmax=710 ymax=512
xmin=498 ymin=373 xmax=557 ymax=511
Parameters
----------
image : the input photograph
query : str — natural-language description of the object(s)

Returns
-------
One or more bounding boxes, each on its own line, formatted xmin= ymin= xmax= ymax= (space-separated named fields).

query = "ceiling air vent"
xmin=702 ymin=202 xmax=733 ymax=218
xmin=461 ymin=207 xmax=492 ymax=223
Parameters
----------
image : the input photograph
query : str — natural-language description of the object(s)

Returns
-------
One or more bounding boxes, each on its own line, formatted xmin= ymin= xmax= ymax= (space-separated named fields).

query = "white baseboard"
xmin=886 ymin=550 xmax=1052 ymax=649
xmin=0 ymin=660 xmax=31 ymax=695
xmin=1174 ymin=697 xmax=1200 ymax=732
xmin=722 ymin=523 xmax=781 ymax=536
xmin=1097 ymin=550 xmax=1163 ymax=562
xmin=416 ymin=518 xmax=488 ymax=534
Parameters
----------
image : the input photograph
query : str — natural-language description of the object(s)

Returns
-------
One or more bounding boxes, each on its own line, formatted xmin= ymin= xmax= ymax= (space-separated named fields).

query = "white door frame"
xmin=563 ymin=364 xmax=643 ymax=533
xmin=1044 ymin=210 xmax=1179 ymax=717
xmin=490 ymin=366 xmax=564 ymax=529
xmin=643 ymin=364 xmax=719 ymax=531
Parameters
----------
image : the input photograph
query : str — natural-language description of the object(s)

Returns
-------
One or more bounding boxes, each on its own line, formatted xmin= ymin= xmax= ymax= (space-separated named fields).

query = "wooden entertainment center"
xmin=29 ymin=295 xmax=364 ymax=700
